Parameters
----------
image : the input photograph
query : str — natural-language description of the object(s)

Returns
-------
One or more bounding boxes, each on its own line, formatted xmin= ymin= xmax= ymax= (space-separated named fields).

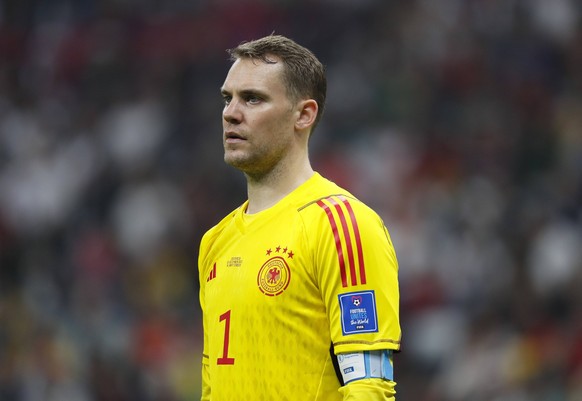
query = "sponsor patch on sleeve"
xmin=338 ymin=290 xmax=378 ymax=335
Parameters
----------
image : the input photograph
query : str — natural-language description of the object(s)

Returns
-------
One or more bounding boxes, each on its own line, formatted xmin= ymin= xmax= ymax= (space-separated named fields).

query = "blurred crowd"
xmin=1 ymin=0 xmax=582 ymax=400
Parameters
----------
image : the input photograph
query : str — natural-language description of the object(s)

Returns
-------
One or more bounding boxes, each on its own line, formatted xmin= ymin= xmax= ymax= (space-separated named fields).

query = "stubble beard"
xmin=224 ymin=142 xmax=287 ymax=182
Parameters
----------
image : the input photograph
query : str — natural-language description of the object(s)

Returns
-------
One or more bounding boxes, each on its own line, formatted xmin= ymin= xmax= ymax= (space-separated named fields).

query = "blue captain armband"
xmin=337 ymin=350 xmax=393 ymax=384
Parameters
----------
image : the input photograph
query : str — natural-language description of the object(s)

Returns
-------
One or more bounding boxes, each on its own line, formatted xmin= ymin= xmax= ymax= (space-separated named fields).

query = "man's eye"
xmin=223 ymin=96 xmax=232 ymax=105
xmin=246 ymin=96 xmax=261 ymax=104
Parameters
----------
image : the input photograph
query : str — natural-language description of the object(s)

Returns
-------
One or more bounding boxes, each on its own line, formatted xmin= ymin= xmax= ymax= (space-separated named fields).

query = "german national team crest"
xmin=257 ymin=256 xmax=291 ymax=296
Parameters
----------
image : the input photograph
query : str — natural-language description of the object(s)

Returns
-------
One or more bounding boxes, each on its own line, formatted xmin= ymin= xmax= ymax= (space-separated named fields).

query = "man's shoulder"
xmin=296 ymin=175 xmax=380 ymax=224
xmin=294 ymin=173 xmax=349 ymax=206
xmin=297 ymin=174 xmax=359 ymax=209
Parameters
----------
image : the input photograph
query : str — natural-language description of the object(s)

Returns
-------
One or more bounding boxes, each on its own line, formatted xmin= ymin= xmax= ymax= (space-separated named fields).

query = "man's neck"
xmin=245 ymin=159 xmax=314 ymax=214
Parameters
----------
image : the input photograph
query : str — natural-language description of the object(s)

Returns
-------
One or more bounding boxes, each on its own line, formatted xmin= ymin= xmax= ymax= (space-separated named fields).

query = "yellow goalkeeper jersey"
xmin=198 ymin=172 xmax=401 ymax=400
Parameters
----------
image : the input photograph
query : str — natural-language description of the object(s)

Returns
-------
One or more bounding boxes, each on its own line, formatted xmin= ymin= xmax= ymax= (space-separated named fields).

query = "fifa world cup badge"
xmin=338 ymin=290 xmax=378 ymax=335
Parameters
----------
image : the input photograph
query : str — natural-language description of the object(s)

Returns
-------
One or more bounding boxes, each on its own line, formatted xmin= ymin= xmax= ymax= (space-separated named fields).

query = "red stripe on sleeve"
xmin=328 ymin=197 xmax=357 ymax=286
xmin=317 ymin=200 xmax=348 ymax=288
xmin=340 ymin=196 xmax=366 ymax=285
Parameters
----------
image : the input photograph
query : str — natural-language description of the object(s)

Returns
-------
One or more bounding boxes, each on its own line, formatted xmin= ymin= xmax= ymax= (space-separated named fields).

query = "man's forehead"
xmin=222 ymin=57 xmax=285 ymax=91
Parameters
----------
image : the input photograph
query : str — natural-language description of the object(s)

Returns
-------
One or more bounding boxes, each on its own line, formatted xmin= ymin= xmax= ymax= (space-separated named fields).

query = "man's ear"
xmin=295 ymin=99 xmax=318 ymax=131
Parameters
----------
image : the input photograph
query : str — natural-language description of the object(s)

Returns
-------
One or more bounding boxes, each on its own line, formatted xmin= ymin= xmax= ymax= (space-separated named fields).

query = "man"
xmin=198 ymin=34 xmax=401 ymax=400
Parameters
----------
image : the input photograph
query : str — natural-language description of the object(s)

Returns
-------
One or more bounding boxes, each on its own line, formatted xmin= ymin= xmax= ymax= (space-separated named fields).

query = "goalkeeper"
xmin=198 ymin=34 xmax=401 ymax=400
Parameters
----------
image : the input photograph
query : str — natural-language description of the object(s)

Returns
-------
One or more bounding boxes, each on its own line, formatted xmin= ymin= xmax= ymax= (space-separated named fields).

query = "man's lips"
xmin=224 ymin=131 xmax=246 ymax=143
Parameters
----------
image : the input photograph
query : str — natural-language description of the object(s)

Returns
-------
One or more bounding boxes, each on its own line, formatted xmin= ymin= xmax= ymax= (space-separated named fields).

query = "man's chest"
xmin=204 ymin=228 xmax=310 ymax=305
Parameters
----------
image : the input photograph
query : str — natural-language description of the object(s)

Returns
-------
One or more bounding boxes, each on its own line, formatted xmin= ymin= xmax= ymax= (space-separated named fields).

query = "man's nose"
xmin=223 ymin=99 xmax=242 ymax=124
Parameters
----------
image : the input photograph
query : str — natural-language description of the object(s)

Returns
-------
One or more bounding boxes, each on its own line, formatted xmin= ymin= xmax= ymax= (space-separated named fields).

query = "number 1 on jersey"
xmin=217 ymin=310 xmax=235 ymax=365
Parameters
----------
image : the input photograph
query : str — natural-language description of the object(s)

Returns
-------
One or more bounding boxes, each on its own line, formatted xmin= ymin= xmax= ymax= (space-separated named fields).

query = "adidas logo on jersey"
xmin=207 ymin=263 xmax=217 ymax=282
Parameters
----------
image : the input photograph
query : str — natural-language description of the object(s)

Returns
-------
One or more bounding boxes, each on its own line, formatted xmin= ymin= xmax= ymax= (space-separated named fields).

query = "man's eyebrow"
xmin=220 ymin=87 xmax=268 ymax=97
xmin=239 ymin=89 xmax=268 ymax=98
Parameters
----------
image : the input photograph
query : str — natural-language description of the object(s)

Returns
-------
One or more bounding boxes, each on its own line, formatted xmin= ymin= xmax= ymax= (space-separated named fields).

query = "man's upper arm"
xmin=311 ymin=195 xmax=401 ymax=354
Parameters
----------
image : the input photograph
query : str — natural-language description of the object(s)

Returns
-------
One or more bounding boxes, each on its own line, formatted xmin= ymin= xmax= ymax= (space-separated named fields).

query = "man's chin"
xmin=225 ymin=155 xmax=268 ymax=177
xmin=224 ymin=154 xmax=248 ymax=170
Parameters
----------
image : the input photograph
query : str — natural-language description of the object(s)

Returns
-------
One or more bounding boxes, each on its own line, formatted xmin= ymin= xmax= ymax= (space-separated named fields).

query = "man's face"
xmin=220 ymin=57 xmax=297 ymax=176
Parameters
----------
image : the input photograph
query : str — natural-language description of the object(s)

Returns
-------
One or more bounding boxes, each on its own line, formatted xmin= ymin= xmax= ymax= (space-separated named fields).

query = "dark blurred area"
xmin=0 ymin=0 xmax=581 ymax=400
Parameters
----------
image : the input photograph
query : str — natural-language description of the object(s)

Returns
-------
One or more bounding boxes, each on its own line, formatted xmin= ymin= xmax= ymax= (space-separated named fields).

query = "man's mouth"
xmin=225 ymin=131 xmax=246 ymax=142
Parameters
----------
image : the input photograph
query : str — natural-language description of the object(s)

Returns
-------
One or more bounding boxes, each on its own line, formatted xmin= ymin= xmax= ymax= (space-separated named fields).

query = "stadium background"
xmin=1 ymin=0 xmax=581 ymax=399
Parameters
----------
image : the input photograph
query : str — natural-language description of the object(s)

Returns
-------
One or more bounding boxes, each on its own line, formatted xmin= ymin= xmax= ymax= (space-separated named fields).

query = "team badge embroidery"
xmin=257 ymin=246 xmax=293 ymax=296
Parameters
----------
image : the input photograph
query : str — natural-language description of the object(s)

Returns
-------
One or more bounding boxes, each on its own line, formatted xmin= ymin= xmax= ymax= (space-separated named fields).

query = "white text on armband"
xmin=337 ymin=350 xmax=393 ymax=384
